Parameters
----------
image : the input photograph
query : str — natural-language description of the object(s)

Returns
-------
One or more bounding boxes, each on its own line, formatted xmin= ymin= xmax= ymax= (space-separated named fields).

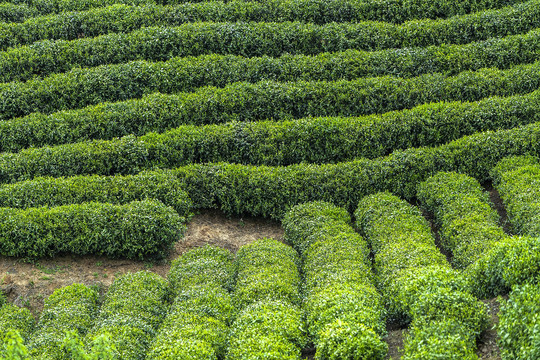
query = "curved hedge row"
xmin=417 ymin=172 xmax=507 ymax=268
xmin=282 ymin=201 xmax=387 ymax=359
xmin=355 ymin=193 xmax=488 ymax=359
xmin=2 ymin=117 xmax=540 ymax=220
xmin=491 ymin=156 xmax=540 ymax=236
xmin=498 ymin=282 xmax=540 ymax=360
xmin=0 ymin=199 xmax=185 ymax=259
xmin=4 ymin=91 xmax=540 ymax=177
xmin=1 ymin=0 xmax=536 ymax=52
xmin=27 ymin=284 xmax=99 ymax=359
xmin=2 ymin=0 xmax=152 ymax=19
xmin=173 ymin=118 xmax=540 ymax=219
xmin=0 ymin=171 xmax=192 ymax=217
xmin=6 ymin=85 xmax=540 ymax=157
xmin=149 ymin=246 xmax=234 ymax=360
xmin=0 ymin=3 xmax=40 ymax=22
xmin=5 ymin=21 xmax=540 ymax=83
xmin=4 ymin=56 xmax=540 ymax=122
xmin=228 ymin=238 xmax=307 ymax=359
xmin=88 ymin=271 xmax=169 ymax=360
xmin=465 ymin=235 xmax=540 ymax=298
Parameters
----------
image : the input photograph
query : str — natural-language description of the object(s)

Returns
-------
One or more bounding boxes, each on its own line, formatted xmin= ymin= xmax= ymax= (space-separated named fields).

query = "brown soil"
xmin=386 ymin=329 xmax=405 ymax=359
xmin=476 ymin=297 xmax=505 ymax=360
xmin=0 ymin=210 xmax=283 ymax=316
xmin=486 ymin=185 xmax=512 ymax=234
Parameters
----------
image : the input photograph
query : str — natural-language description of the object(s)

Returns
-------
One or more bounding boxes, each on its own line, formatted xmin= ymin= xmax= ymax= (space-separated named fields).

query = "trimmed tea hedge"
xmin=0 ymin=200 xmax=186 ymax=259
xmin=0 ymin=304 xmax=35 ymax=342
xmin=1 ymin=0 xmax=537 ymax=52
xmin=168 ymin=245 xmax=234 ymax=292
xmin=417 ymin=172 xmax=507 ymax=268
xmin=355 ymin=192 xmax=450 ymax=320
xmin=170 ymin=118 xmax=540 ymax=220
xmin=5 ymin=86 xmax=539 ymax=157
xmin=355 ymin=193 xmax=488 ymax=359
xmin=5 ymin=22 xmax=540 ymax=83
xmin=1 ymin=0 xmax=152 ymax=19
xmin=0 ymin=3 xmax=40 ymax=22
xmin=282 ymin=201 xmax=387 ymax=360
xmin=0 ymin=171 xmax=192 ymax=217
xmin=227 ymin=238 xmax=306 ymax=360
xmin=491 ymin=156 xmax=540 ymax=236
xmin=3 ymin=53 xmax=540 ymax=121
xmin=27 ymin=284 xmax=99 ymax=359
xmin=87 ymin=271 xmax=169 ymax=360
xmin=465 ymin=235 xmax=540 ymax=298
xmin=498 ymin=282 xmax=540 ymax=360
xmin=158 ymin=0 xmax=526 ymax=21
xmin=149 ymin=246 xmax=234 ymax=360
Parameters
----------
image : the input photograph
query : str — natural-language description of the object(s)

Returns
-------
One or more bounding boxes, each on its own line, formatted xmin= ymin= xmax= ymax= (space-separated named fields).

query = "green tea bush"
xmin=149 ymin=246 xmax=234 ymax=360
xmin=355 ymin=193 xmax=487 ymax=357
xmin=0 ymin=305 xmax=35 ymax=341
xmin=498 ymin=282 xmax=540 ymax=360
xmin=6 ymin=22 xmax=540 ymax=83
xmin=491 ymin=156 xmax=540 ymax=236
xmin=417 ymin=172 xmax=506 ymax=268
xmin=27 ymin=284 xmax=99 ymax=359
xmin=227 ymin=239 xmax=306 ymax=360
xmin=1 ymin=0 xmax=536 ymax=52
xmin=355 ymin=193 xmax=449 ymax=319
xmin=168 ymin=245 xmax=234 ymax=292
xmin=402 ymin=320 xmax=479 ymax=360
xmin=0 ymin=171 xmax=192 ymax=217
xmin=233 ymin=238 xmax=301 ymax=309
xmin=0 ymin=200 xmax=185 ymax=259
xmin=0 ymin=3 xmax=39 ymax=22
xmin=465 ymin=236 xmax=540 ymax=298
xmin=88 ymin=272 xmax=169 ymax=360
xmin=4 ymin=52 xmax=540 ymax=121
xmin=283 ymin=202 xmax=387 ymax=359
xmin=2 ymin=0 xmax=151 ymax=20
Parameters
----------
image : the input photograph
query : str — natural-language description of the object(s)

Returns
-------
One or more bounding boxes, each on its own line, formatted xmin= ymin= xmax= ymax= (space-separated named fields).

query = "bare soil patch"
xmin=0 ymin=210 xmax=283 ymax=315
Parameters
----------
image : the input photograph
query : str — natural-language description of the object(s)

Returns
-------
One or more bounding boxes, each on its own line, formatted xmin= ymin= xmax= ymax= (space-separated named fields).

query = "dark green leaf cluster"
xmin=498 ymin=282 xmax=540 ymax=360
xmin=5 ymin=20 xmax=540 ymax=83
xmin=27 ymin=284 xmax=99 ymax=359
xmin=228 ymin=238 xmax=306 ymax=360
xmin=355 ymin=193 xmax=488 ymax=359
xmin=0 ymin=200 xmax=185 ymax=259
xmin=417 ymin=172 xmax=506 ymax=268
xmin=491 ymin=155 xmax=540 ymax=236
xmin=4 ymin=50 xmax=540 ymax=121
xmin=87 ymin=272 xmax=169 ymax=360
xmin=0 ymin=171 xmax=192 ymax=217
xmin=0 ymin=304 xmax=35 ymax=342
xmin=150 ymin=246 xmax=234 ymax=360
xmin=283 ymin=201 xmax=387 ymax=360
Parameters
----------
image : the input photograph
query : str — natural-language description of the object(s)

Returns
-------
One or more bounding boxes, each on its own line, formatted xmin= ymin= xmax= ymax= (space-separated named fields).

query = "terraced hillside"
xmin=1 ymin=0 xmax=540 ymax=358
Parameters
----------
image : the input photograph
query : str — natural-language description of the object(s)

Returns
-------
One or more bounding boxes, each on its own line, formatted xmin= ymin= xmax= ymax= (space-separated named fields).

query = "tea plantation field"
xmin=0 ymin=0 xmax=540 ymax=358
